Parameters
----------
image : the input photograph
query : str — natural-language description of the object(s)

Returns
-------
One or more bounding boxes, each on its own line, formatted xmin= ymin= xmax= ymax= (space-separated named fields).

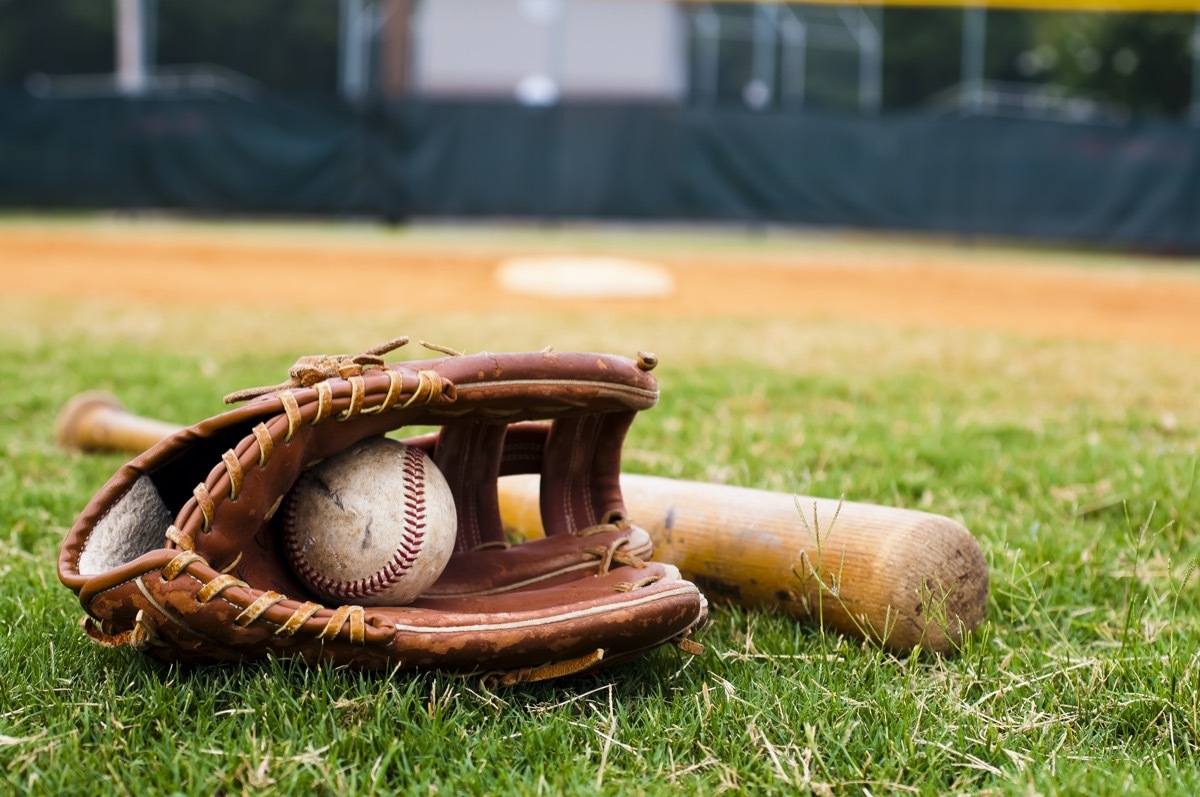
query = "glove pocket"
xmin=375 ymin=566 xmax=707 ymax=675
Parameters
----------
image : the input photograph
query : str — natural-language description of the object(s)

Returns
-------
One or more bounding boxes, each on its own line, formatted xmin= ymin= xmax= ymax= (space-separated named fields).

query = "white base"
xmin=495 ymin=256 xmax=675 ymax=300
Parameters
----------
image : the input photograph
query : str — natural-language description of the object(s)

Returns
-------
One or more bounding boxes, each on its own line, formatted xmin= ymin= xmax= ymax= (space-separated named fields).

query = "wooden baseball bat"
xmin=56 ymin=393 xmax=988 ymax=654
xmin=55 ymin=392 xmax=184 ymax=454
xmin=498 ymin=474 xmax=986 ymax=655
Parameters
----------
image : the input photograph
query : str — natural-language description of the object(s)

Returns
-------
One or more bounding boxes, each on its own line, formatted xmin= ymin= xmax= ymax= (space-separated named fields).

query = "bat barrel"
xmin=499 ymin=473 xmax=987 ymax=655
xmin=636 ymin=477 xmax=987 ymax=655
xmin=55 ymin=392 xmax=183 ymax=455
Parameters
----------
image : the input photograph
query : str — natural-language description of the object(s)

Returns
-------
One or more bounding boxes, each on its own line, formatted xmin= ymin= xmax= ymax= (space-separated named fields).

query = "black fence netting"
xmin=2 ymin=91 xmax=1198 ymax=249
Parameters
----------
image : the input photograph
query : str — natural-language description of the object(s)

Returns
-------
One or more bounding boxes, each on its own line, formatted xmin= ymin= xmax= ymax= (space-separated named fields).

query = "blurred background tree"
xmin=880 ymin=7 xmax=1192 ymax=117
xmin=880 ymin=7 xmax=1044 ymax=109
xmin=0 ymin=0 xmax=338 ymax=93
xmin=0 ymin=0 xmax=113 ymax=80
xmin=154 ymin=0 xmax=338 ymax=95
xmin=1025 ymin=12 xmax=1193 ymax=117
xmin=880 ymin=6 xmax=964 ymax=109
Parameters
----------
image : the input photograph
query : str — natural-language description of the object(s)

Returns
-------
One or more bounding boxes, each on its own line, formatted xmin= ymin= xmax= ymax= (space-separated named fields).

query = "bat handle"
xmin=55 ymin=392 xmax=183 ymax=455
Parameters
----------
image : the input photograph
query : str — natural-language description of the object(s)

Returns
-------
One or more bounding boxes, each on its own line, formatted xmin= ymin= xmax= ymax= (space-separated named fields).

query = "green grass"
xmin=2 ymin=269 xmax=1200 ymax=795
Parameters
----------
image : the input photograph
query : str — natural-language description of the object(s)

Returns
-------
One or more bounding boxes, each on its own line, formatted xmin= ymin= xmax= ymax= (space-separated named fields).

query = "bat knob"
xmin=55 ymin=392 xmax=127 ymax=452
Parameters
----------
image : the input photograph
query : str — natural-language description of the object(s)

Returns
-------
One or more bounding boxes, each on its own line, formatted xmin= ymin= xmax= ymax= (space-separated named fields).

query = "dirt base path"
xmin=4 ymin=222 xmax=1199 ymax=351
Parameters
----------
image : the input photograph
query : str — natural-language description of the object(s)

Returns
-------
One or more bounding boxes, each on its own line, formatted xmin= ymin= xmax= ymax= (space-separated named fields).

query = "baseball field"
xmin=3 ymin=216 xmax=1200 ymax=794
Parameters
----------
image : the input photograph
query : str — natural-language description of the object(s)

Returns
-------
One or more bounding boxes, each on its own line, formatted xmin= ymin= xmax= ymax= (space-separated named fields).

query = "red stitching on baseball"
xmin=283 ymin=445 xmax=431 ymax=601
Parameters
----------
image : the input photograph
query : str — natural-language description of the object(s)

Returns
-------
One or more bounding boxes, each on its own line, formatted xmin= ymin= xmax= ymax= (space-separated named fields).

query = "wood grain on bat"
xmin=498 ymin=473 xmax=987 ymax=655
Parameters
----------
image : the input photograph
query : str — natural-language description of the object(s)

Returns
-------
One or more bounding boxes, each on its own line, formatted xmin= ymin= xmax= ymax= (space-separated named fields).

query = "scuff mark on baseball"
xmin=282 ymin=437 xmax=457 ymax=606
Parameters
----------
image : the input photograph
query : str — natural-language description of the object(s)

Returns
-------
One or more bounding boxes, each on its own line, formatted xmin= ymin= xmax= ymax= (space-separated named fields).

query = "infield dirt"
xmin=3 ymin=220 xmax=1198 ymax=352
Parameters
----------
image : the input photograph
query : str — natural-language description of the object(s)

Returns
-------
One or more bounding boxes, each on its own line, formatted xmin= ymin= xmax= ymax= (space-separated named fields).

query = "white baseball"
xmin=281 ymin=437 xmax=457 ymax=606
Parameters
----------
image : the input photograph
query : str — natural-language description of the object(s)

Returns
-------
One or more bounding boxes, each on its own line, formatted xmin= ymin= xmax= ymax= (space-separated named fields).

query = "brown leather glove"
xmin=57 ymin=339 xmax=707 ymax=685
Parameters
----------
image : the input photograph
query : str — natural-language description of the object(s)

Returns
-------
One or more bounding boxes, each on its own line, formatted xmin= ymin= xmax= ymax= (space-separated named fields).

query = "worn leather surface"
xmin=58 ymin=346 xmax=707 ymax=683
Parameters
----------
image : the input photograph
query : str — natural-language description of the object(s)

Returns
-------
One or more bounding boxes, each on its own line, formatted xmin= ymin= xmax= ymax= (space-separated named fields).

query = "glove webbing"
xmin=433 ymin=412 xmax=636 ymax=552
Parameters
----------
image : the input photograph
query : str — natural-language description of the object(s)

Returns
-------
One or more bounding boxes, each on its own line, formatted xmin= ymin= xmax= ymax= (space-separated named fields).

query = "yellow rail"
xmin=675 ymin=1 xmax=1200 ymax=12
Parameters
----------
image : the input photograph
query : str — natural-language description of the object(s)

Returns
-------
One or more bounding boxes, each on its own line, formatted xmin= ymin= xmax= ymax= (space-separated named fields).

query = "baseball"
xmin=281 ymin=437 xmax=457 ymax=606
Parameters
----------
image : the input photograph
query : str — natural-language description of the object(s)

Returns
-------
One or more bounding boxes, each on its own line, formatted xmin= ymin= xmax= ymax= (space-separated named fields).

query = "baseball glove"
xmin=57 ymin=338 xmax=707 ymax=685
